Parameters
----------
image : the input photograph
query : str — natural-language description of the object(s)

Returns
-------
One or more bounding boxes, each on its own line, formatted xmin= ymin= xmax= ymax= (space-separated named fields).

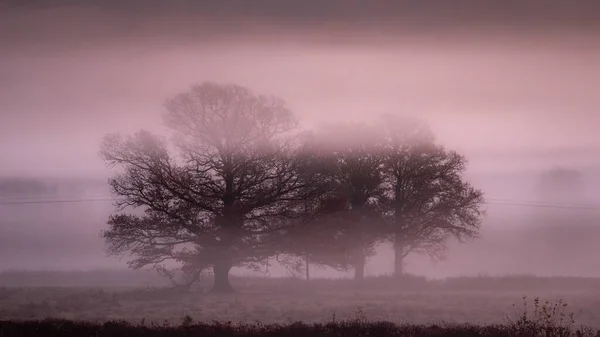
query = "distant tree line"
xmin=536 ymin=167 xmax=586 ymax=204
xmin=100 ymin=82 xmax=484 ymax=293
xmin=0 ymin=178 xmax=109 ymax=197
xmin=0 ymin=178 xmax=51 ymax=196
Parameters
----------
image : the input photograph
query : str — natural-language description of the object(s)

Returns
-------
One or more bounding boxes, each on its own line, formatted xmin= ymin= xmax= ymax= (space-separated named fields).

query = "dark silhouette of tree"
xmin=379 ymin=115 xmax=485 ymax=276
xmin=278 ymin=123 xmax=387 ymax=280
xmin=100 ymin=82 xmax=325 ymax=293
xmin=275 ymin=193 xmax=361 ymax=280
xmin=271 ymin=206 xmax=342 ymax=280
xmin=0 ymin=178 xmax=50 ymax=196
xmin=308 ymin=123 xmax=387 ymax=280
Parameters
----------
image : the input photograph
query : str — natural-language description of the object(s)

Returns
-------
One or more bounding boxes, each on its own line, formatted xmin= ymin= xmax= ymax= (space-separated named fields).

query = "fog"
xmin=1 ymin=0 xmax=600 ymax=280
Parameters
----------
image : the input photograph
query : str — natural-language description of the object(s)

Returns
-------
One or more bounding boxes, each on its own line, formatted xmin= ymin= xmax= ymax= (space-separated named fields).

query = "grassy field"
xmin=1 ymin=274 xmax=600 ymax=330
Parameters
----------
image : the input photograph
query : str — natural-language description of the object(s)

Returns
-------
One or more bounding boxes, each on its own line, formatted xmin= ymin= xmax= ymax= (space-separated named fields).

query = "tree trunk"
xmin=393 ymin=241 xmax=404 ymax=277
xmin=210 ymin=262 xmax=234 ymax=293
xmin=354 ymin=255 xmax=365 ymax=281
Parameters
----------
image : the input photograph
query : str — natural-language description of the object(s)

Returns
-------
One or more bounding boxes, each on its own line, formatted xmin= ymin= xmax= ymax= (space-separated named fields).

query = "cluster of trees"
xmin=100 ymin=82 xmax=484 ymax=293
xmin=535 ymin=167 xmax=586 ymax=204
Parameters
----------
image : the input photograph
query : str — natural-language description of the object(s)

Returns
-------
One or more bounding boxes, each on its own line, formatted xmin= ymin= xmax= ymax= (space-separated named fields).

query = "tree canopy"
xmin=379 ymin=115 xmax=484 ymax=275
xmin=100 ymin=82 xmax=485 ymax=291
xmin=101 ymin=83 xmax=327 ymax=292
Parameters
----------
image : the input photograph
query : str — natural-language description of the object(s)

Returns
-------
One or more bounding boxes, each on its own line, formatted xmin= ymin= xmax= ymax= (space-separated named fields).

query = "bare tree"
xmin=379 ymin=115 xmax=485 ymax=276
xmin=289 ymin=123 xmax=388 ymax=280
xmin=100 ymin=82 xmax=324 ymax=293
xmin=276 ymin=193 xmax=359 ymax=280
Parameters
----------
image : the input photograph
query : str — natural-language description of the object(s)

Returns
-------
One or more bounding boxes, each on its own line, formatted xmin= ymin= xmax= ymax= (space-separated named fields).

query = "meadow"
xmin=2 ymin=271 xmax=600 ymax=331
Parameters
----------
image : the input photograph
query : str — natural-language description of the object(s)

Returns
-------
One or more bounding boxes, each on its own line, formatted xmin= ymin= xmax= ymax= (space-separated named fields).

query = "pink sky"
xmin=0 ymin=2 xmax=599 ymax=178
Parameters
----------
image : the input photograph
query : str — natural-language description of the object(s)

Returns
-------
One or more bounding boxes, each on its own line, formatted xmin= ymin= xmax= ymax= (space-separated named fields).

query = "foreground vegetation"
xmin=0 ymin=294 xmax=595 ymax=336
xmin=2 ymin=315 xmax=599 ymax=337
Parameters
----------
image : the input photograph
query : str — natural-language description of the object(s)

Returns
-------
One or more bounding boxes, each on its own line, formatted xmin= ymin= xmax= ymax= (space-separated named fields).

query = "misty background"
xmin=1 ymin=0 xmax=599 ymax=278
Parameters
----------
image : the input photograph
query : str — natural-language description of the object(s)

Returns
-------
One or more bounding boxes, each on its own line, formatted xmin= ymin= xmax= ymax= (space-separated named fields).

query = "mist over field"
xmin=1 ymin=1 xmax=600 ymax=334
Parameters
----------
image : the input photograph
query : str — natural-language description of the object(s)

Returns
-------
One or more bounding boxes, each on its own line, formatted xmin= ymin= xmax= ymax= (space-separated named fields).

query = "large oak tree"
xmin=100 ymin=82 xmax=325 ymax=293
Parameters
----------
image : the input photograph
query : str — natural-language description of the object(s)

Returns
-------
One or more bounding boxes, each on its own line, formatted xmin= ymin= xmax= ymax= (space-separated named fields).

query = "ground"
xmin=1 ymin=276 xmax=599 ymax=328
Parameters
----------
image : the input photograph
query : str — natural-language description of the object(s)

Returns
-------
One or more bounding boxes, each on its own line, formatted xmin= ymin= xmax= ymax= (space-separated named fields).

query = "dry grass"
xmin=1 ymin=275 xmax=600 ymax=329
xmin=4 ymin=319 xmax=600 ymax=337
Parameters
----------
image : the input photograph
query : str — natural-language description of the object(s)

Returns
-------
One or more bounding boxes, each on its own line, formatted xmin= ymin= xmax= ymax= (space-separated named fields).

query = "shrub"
xmin=506 ymin=296 xmax=583 ymax=337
